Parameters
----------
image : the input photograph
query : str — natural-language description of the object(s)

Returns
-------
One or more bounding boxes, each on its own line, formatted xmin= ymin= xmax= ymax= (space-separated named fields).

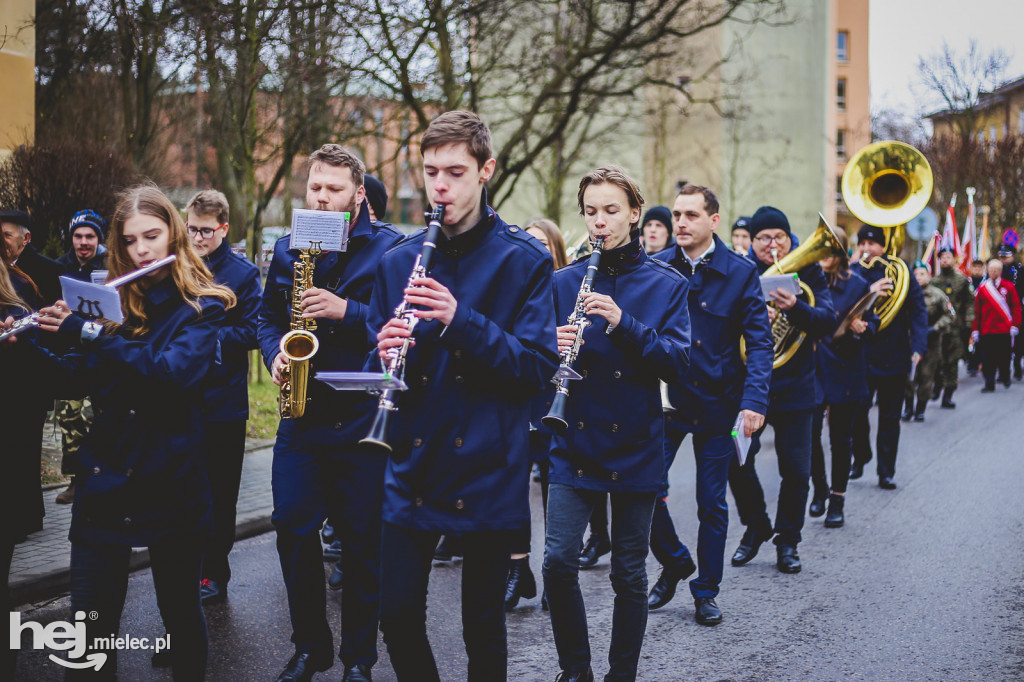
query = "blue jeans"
xmin=543 ymin=484 xmax=656 ymax=681
xmin=728 ymin=408 xmax=813 ymax=547
xmin=379 ymin=523 xmax=512 ymax=681
xmin=67 ymin=537 xmax=206 ymax=681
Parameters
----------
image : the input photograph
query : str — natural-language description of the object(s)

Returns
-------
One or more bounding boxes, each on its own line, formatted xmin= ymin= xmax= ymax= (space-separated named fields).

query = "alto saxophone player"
xmin=256 ymin=147 xmax=402 ymax=682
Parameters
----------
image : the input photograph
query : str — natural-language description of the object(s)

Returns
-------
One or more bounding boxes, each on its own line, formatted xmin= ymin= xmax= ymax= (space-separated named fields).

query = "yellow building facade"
xmin=0 ymin=0 xmax=35 ymax=157
xmin=928 ymin=76 xmax=1024 ymax=143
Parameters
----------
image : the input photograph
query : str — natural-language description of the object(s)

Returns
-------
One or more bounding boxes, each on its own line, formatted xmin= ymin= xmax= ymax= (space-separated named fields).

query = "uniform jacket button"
xmin=128 ymin=409 xmax=136 ymax=416
xmin=610 ymin=423 xmax=619 ymax=432
xmin=454 ymin=437 xmax=464 ymax=448
xmin=612 ymin=370 xmax=621 ymax=378
xmin=415 ymin=497 xmax=424 ymax=507
xmin=577 ymin=469 xmax=584 ymax=477
xmin=509 ymin=226 xmax=519 ymax=233
xmin=455 ymin=499 xmax=465 ymax=510
xmin=453 ymin=349 xmax=463 ymax=359
xmin=692 ymin=379 xmax=699 ymax=387
xmin=92 ymin=466 xmax=101 ymax=475
xmin=693 ymin=418 xmax=699 ymax=426
xmin=701 ymin=301 xmax=707 ymax=308
xmin=576 ymin=421 xmax=585 ymax=430
xmin=334 ymin=422 xmax=343 ymax=430
xmin=455 ymin=375 xmax=464 ymax=384
xmin=611 ymin=472 xmax=619 ymax=481
xmin=123 ymin=517 xmax=132 ymax=526
xmin=125 ymin=468 xmax=133 ymax=478
xmin=421 ymin=375 xmax=429 ymax=386
xmin=581 ymin=369 xmax=589 ymax=378
xmin=695 ymin=339 xmax=702 ymax=348
xmin=413 ymin=438 xmax=423 ymax=447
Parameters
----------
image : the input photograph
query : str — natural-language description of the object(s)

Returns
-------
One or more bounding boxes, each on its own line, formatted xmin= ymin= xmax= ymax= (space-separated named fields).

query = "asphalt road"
xmin=13 ymin=371 xmax=1024 ymax=680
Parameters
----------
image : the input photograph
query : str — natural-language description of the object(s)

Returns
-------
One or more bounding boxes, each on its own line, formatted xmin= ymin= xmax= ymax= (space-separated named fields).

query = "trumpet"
xmin=361 ymin=204 xmax=447 ymax=454
xmin=542 ymin=237 xmax=605 ymax=433
xmin=279 ymin=242 xmax=322 ymax=419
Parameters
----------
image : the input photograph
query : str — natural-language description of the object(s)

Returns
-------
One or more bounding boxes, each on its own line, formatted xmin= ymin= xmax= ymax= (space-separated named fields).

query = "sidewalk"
xmin=11 ymin=438 xmax=276 ymax=606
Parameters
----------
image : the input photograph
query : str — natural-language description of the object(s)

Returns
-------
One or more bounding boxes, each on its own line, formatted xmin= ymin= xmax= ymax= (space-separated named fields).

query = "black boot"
xmin=824 ymin=493 xmax=845 ymax=528
xmin=504 ymin=557 xmax=537 ymax=611
xmin=901 ymin=394 xmax=914 ymax=421
xmin=913 ymin=402 xmax=926 ymax=422
xmin=808 ymin=477 xmax=828 ymax=518
xmin=941 ymin=386 xmax=956 ymax=408
xmin=931 ymin=382 xmax=942 ymax=401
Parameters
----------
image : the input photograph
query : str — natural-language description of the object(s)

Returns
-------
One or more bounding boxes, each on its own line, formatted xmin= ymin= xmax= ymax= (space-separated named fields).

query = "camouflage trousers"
xmin=934 ymin=328 xmax=966 ymax=392
xmin=906 ymin=336 xmax=942 ymax=408
xmin=56 ymin=398 xmax=93 ymax=477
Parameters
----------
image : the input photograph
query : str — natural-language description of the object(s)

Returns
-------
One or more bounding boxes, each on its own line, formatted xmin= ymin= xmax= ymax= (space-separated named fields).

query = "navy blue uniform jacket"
xmin=755 ymin=258 xmax=838 ymax=411
xmin=30 ymin=278 xmax=227 ymax=546
xmin=851 ymin=258 xmax=928 ymax=376
xmin=257 ymin=202 xmax=402 ymax=445
xmin=815 ymin=271 xmax=878 ymax=405
xmin=548 ymin=237 xmax=691 ymax=493
xmin=57 ymin=249 xmax=108 ymax=283
xmin=366 ymin=205 xmax=558 ymax=531
xmin=652 ymin=235 xmax=772 ymax=433
xmin=203 ymin=240 xmax=261 ymax=422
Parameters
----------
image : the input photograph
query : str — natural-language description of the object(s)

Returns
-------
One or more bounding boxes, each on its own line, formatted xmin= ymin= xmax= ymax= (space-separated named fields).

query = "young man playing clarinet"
xmin=647 ymin=184 xmax=773 ymax=624
xmin=258 ymin=145 xmax=402 ymax=682
xmin=370 ymin=110 xmax=558 ymax=681
xmin=543 ymin=166 xmax=690 ymax=682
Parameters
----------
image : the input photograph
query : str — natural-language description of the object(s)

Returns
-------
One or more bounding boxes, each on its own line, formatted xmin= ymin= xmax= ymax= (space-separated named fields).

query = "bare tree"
xmin=918 ymin=40 xmax=1011 ymax=143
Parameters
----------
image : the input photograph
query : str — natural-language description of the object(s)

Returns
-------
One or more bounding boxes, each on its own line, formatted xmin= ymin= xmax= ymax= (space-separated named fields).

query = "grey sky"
xmin=869 ymin=0 xmax=1024 ymax=115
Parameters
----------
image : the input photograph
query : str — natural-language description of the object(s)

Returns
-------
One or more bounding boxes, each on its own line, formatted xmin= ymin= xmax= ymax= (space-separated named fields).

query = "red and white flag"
xmin=939 ymin=194 xmax=961 ymax=258
xmin=959 ymin=188 xmax=976 ymax=275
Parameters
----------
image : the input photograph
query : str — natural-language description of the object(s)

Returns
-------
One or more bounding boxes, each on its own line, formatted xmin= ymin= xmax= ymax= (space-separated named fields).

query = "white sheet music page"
xmin=289 ymin=209 xmax=349 ymax=252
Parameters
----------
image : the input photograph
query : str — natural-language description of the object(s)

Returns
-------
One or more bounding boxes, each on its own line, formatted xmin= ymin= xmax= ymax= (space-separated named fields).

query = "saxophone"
xmin=278 ymin=241 xmax=322 ymax=419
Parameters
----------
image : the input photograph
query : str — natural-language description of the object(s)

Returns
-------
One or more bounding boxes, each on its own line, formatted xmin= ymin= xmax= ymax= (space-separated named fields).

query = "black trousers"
xmin=853 ymin=372 xmax=906 ymax=479
xmin=510 ymin=460 xmax=548 ymax=555
xmin=979 ymin=333 xmax=1012 ymax=387
xmin=380 ymin=523 xmax=512 ymax=681
xmin=201 ymin=420 xmax=247 ymax=584
xmin=811 ymin=402 xmax=857 ymax=495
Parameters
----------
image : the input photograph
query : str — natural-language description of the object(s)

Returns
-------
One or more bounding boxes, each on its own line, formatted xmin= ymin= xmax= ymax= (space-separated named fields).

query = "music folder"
xmin=731 ymin=413 xmax=752 ymax=466
xmin=314 ymin=371 xmax=408 ymax=392
xmin=759 ymin=274 xmax=802 ymax=300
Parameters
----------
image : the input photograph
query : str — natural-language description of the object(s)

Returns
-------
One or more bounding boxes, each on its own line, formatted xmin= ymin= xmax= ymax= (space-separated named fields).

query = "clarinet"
xmin=361 ymin=203 xmax=446 ymax=454
xmin=542 ymin=237 xmax=605 ymax=434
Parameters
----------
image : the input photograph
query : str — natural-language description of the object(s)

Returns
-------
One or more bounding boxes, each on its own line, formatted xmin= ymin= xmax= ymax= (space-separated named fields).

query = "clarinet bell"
xmin=360 ymin=407 xmax=394 ymax=454
xmin=542 ymin=391 xmax=570 ymax=434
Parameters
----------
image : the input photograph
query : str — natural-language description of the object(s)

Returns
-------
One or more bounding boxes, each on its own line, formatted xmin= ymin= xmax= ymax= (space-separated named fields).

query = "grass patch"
xmin=248 ymin=376 xmax=280 ymax=439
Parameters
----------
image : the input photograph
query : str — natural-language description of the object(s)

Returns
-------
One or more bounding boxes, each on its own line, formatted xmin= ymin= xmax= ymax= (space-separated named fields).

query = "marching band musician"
xmin=728 ymin=206 xmax=837 ymax=574
xmin=809 ymin=231 xmax=878 ymax=528
xmin=973 ymin=256 xmax=1022 ymax=392
xmin=369 ymin=111 xmax=558 ymax=681
xmin=257 ymin=146 xmax=402 ymax=682
xmin=849 ymin=224 xmax=927 ymax=490
xmin=543 ymin=167 xmax=690 ymax=682
xmin=29 ymin=185 xmax=237 ymax=680
xmin=646 ymin=184 xmax=773 ymax=624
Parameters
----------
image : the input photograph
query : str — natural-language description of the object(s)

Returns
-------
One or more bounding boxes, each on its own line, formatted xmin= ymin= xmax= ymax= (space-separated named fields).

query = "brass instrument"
xmin=279 ymin=242 xmax=322 ymax=419
xmin=842 ymin=140 xmax=933 ymax=330
xmin=744 ymin=215 xmax=847 ymax=368
xmin=543 ymin=237 xmax=605 ymax=433
xmin=361 ymin=204 xmax=447 ymax=453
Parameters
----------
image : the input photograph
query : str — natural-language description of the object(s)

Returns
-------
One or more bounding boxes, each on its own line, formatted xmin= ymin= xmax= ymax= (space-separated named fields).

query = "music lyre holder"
xmin=314 ymin=371 xmax=408 ymax=394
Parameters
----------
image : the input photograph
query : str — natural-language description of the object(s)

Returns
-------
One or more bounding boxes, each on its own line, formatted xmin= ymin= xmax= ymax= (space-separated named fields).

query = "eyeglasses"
xmin=755 ymin=235 xmax=789 ymax=245
xmin=186 ymin=223 xmax=226 ymax=239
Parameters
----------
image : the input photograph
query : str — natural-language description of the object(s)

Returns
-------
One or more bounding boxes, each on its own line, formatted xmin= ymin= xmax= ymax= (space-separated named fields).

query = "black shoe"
xmin=824 ymin=494 xmax=845 ymax=528
xmin=541 ymin=589 xmax=549 ymax=611
xmin=967 ymin=369 xmax=978 ymax=377
xmin=555 ymin=668 xmax=595 ymax=682
xmin=647 ymin=557 xmax=696 ymax=610
xmin=776 ymin=544 xmax=801 ymax=574
xmin=731 ymin=523 xmax=773 ymax=567
xmin=151 ymin=647 xmax=172 ymax=668
xmin=578 ymin=535 xmax=611 ymax=569
xmin=433 ymin=535 xmax=463 ymax=565
xmin=343 ymin=664 xmax=373 ymax=682
xmin=1002 ymin=379 xmax=1012 ymax=388
xmin=901 ymin=396 xmax=914 ymax=421
xmin=328 ymin=563 xmax=343 ymax=591
xmin=323 ymin=539 xmax=343 ymax=563
xmin=321 ymin=523 xmax=336 ymax=545
xmin=504 ymin=557 xmax=538 ymax=611
xmin=941 ymin=387 xmax=956 ymax=408
xmin=982 ymin=384 xmax=996 ymax=393
xmin=931 ymin=384 xmax=942 ymax=401
xmin=879 ymin=476 xmax=897 ymax=490
xmin=694 ymin=596 xmax=723 ymax=626
xmin=200 ymin=578 xmax=227 ymax=605
xmin=849 ymin=462 xmax=865 ymax=480
xmin=276 ymin=652 xmax=332 ymax=682
xmin=913 ymin=411 xmax=925 ymax=422
xmin=808 ymin=494 xmax=827 ymax=517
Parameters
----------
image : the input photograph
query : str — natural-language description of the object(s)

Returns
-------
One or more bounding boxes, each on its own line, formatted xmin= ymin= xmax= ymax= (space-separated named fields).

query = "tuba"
xmin=842 ymin=140 xmax=933 ymax=330
xmin=278 ymin=242 xmax=322 ymax=419
xmin=745 ymin=215 xmax=847 ymax=368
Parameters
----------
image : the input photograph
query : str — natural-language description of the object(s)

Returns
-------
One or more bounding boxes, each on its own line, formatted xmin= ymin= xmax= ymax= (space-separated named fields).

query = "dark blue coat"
xmin=815 ymin=271 xmax=878 ymax=405
xmin=30 ymin=278 xmax=227 ymax=546
xmin=202 ymin=240 xmax=261 ymax=422
xmin=755 ymin=258 xmax=838 ymax=412
xmin=652 ymin=235 xmax=772 ymax=433
xmin=548 ymin=237 xmax=691 ymax=493
xmin=367 ymin=204 xmax=558 ymax=532
xmin=257 ymin=202 xmax=402 ymax=445
xmin=851 ymin=258 xmax=928 ymax=376
xmin=56 ymin=248 xmax=108 ymax=283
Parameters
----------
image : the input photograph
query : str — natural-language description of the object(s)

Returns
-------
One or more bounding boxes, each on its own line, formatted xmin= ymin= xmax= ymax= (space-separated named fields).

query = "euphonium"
xmin=542 ymin=237 xmax=605 ymax=434
xmin=747 ymin=215 xmax=847 ymax=368
xmin=279 ymin=242 xmax=322 ymax=419
xmin=361 ymin=204 xmax=447 ymax=454
xmin=842 ymin=140 xmax=933 ymax=330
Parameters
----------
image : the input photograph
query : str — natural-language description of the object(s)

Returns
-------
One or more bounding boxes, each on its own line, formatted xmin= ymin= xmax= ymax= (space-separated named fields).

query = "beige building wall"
xmin=832 ymin=0 xmax=871 ymax=234
xmin=0 ymin=0 xmax=35 ymax=157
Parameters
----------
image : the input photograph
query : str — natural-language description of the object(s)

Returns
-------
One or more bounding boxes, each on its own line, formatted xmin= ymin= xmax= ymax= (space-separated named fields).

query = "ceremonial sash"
xmin=981 ymin=279 xmax=1013 ymax=326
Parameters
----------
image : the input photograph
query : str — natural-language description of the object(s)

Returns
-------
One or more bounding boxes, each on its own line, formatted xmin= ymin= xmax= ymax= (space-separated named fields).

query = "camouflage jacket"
xmin=922 ymin=283 xmax=957 ymax=337
xmin=931 ymin=267 xmax=974 ymax=329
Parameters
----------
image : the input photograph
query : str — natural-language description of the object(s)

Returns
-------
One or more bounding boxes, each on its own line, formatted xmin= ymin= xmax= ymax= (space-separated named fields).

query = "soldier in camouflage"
xmin=904 ymin=263 xmax=957 ymax=421
xmin=930 ymin=248 xmax=975 ymax=407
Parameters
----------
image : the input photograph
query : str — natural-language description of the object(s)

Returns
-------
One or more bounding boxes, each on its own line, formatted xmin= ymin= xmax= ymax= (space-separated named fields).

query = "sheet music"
xmin=760 ymin=274 xmax=802 ymax=300
xmin=732 ymin=412 xmax=752 ymax=466
xmin=289 ymin=209 xmax=349 ymax=252
xmin=59 ymin=277 xmax=123 ymax=323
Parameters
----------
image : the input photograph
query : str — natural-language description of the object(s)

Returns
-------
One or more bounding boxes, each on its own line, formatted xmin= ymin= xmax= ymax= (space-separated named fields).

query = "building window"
xmin=836 ymin=176 xmax=844 ymax=204
xmin=837 ymin=31 xmax=849 ymax=62
xmin=837 ymin=78 xmax=847 ymax=110
xmin=836 ymin=129 xmax=846 ymax=159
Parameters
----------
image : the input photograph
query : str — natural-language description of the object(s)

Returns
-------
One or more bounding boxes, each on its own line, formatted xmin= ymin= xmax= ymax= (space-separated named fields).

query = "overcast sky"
xmin=869 ymin=0 xmax=1024 ymax=115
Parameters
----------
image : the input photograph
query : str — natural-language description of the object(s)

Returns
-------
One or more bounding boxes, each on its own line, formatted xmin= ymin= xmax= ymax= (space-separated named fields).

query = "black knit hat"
xmin=642 ymin=206 xmax=673 ymax=232
xmin=363 ymin=174 xmax=388 ymax=221
xmin=748 ymin=206 xmax=791 ymax=238
xmin=731 ymin=216 xmax=751 ymax=234
xmin=857 ymin=223 xmax=886 ymax=246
